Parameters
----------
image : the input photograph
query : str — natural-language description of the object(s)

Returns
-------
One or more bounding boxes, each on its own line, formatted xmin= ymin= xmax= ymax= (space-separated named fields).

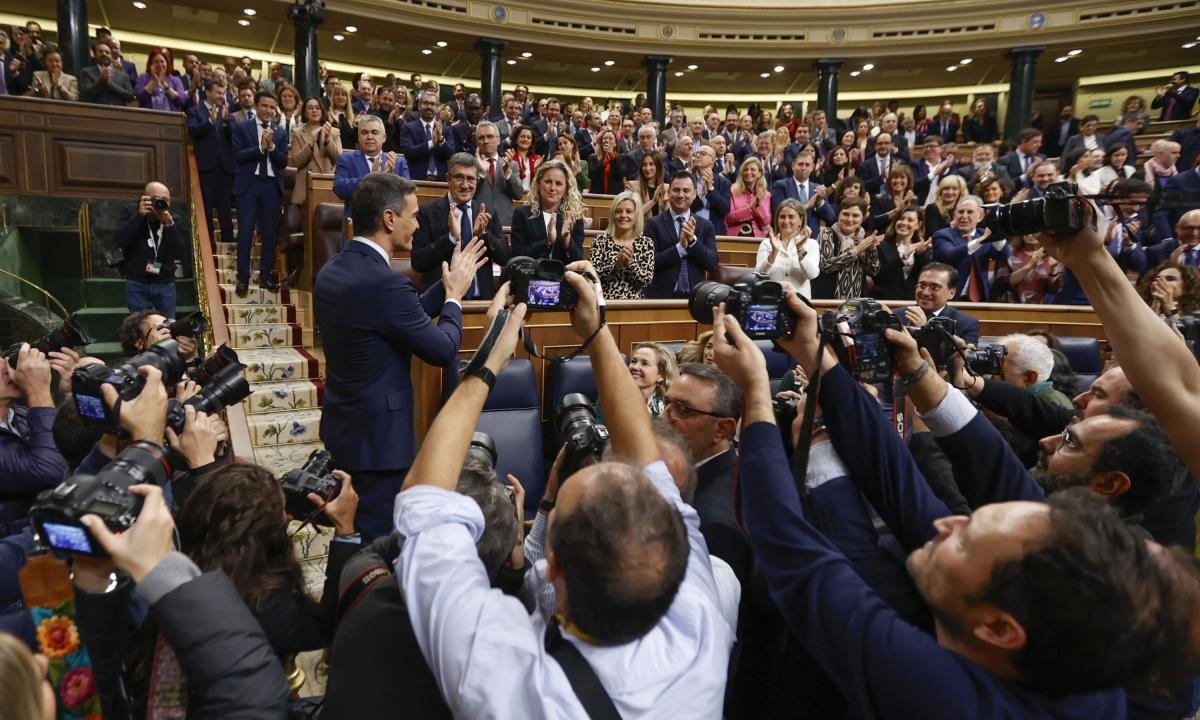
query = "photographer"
xmin=117 ymin=309 xmax=200 ymax=366
xmin=0 ymin=344 xmax=67 ymax=537
xmin=394 ymin=270 xmax=733 ymax=716
xmin=711 ymin=293 xmax=1200 ymax=719
xmin=114 ymin=182 xmax=189 ymax=320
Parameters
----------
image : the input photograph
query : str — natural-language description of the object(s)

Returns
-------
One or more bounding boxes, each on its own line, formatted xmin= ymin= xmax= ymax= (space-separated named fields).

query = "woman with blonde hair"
xmin=588 ymin=191 xmax=655 ymax=299
xmin=726 ymin=156 xmax=772 ymax=237
xmin=924 ymin=173 xmax=967 ymax=235
xmin=628 ymin=342 xmax=680 ymax=418
xmin=328 ymin=82 xmax=357 ymax=150
xmin=756 ymin=198 xmax=820 ymax=298
xmin=510 ymin=159 xmax=585 ymax=261
xmin=0 ymin=633 xmax=53 ymax=720
xmin=678 ymin=330 xmax=715 ymax=365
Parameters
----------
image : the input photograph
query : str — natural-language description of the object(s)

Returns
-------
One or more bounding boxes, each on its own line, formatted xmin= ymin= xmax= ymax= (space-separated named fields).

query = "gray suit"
xmin=78 ymin=64 xmax=134 ymax=106
xmin=474 ymin=155 xmax=526 ymax=227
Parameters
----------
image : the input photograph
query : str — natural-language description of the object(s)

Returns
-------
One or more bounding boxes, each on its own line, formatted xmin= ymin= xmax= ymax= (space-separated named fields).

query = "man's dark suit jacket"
xmin=620 ymin=148 xmax=668 ymax=181
xmin=769 ymin=177 xmax=837 ymax=237
xmin=926 ymin=118 xmax=959 ymax=144
xmin=185 ymin=104 xmax=235 ymax=174
xmin=856 ymin=154 xmax=899 ymax=194
xmin=410 ymin=195 xmax=509 ymax=298
xmin=1152 ymin=168 xmax=1200 ymax=243
xmin=1169 ymin=125 xmax=1200 ymax=172
xmin=78 ymin=64 xmax=134 ymax=106
xmin=996 ymin=151 xmax=1046 ymax=188
xmin=230 ymin=118 xmax=288 ymax=196
xmin=509 ymin=208 xmax=585 ymax=263
xmin=314 ymin=241 xmax=462 ymax=471
xmin=1147 ymin=239 xmax=1200 ymax=269
xmin=398 ymin=118 xmax=456 ymax=180
xmin=931 ymin=226 xmax=1009 ymax=303
xmin=644 ymin=211 xmax=719 ymax=299
xmin=693 ymin=448 xmax=751 ymax=584
xmin=1152 ymin=85 xmax=1199 ymax=121
xmin=1044 ymin=117 xmax=1080 ymax=158
xmin=891 ymin=304 xmax=980 ymax=346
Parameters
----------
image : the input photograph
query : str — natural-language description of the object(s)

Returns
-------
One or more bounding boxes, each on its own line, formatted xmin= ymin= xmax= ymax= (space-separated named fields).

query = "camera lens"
xmin=152 ymin=197 xmax=169 ymax=212
xmin=469 ymin=432 xmax=498 ymax=469
xmin=688 ymin=281 xmax=736 ymax=325
xmin=128 ymin=339 xmax=188 ymax=388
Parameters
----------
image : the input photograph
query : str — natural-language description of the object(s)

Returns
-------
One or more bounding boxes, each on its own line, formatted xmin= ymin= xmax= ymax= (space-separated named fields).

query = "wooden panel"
xmin=300 ymin=172 xmax=342 ymax=293
xmin=0 ymin=134 xmax=16 ymax=190
xmin=57 ymin=141 xmax=154 ymax=192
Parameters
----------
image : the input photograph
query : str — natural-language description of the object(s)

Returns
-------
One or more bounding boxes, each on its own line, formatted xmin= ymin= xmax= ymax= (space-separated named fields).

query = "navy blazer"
xmin=1170 ymin=126 xmax=1200 ymax=172
xmin=314 ymin=241 xmax=462 ymax=471
xmin=931 ymin=226 xmax=1009 ymax=302
xmin=872 ymin=240 xmax=931 ymax=302
xmin=186 ymin=104 xmax=235 ymax=174
xmin=856 ymin=155 xmax=900 ymax=194
xmin=892 ymin=304 xmax=980 ymax=346
xmin=509 ymin=208 xmax=585 ymax=263
xmin=643 ymin=211 xmax=719 ymax=299
xmin=410 ymin=195 xmax=509 ymax=297
xmin=926 ymin=118 xmax=959 ymax=144
xmin=694 ymin=172 xmax=732 ymax=233
xmin=333 ymin=150 xmax=412 ymax=217
xmin=1152 ymin=85 xmax=1199 ymax=121
xmin=1152 ymin=168 xmax=1200 ymax=243
xmin=397 ymin=118 xmax=456 ymax=180
xmin=770 ymin=177 xmax=837 ymax=237
xmin=996 ymin=151 xmax=1046 ymax=188
xmin=231 ymin=118 xmax=289 ymax=195
xmin=910 ymin=158 xmax=959 ymax=201
xmin=1147 ymin=239 xmax=1200 ymax=270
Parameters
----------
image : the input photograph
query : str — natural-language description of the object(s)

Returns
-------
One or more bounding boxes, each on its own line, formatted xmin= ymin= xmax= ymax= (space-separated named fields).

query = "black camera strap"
xmin=461 ymin=308 xmax=510 ymax=382
xmin=544 ymin=617 xmax=623 ymax=720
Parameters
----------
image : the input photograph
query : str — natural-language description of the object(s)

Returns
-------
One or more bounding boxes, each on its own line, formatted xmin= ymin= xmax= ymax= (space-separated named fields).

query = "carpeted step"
xmin=216 ymin=241 xmax=261 ymax=257
xmin=224 ymin=303 xmax=296 ymax=325
xmin=216 ymin=267 xmax=263 ymax=285
xmin=248 ymin=408 xmax=323 ymax=446
xmin=254 ymin=440 xmax=327 ymax=476
xmin=237 ymin=347 xmax=322 ymax=383
xmin=217 ymin=283 xmax=290 ymax=305
xmin=243 ymin=379 xmax=323 ymax=415
xmin=227 ymin=323 xmax=310 ymax=349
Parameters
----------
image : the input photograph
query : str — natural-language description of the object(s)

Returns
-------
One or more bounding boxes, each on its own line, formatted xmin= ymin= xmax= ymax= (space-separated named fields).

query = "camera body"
xmin=820 ymin=298 xmax=902 ymax=382
xmin=169 ymin=310 xmax=208 ymax=340
xmin=30 ymin=442 xmax=172 ymax=556
xmin=558 ymin=393 xmax=610 ymax=479
xmin=4 ymin=314 xmax=95 ymax=369
xmin=165 ymin=358 xmax=250 ymax=435
xmin=966 ymin=344 xmax=1007 ymax=376
xmin=189 ymin=343 xmax=239 ymax=385
xmin=984 ymin=181 xmax=1087 ymax=238
xmin=689 ymin=274 xmax=797 ymax=340
xmin=911 ymin=315 xmax=959 ymax=370
xmin=1172 ymin=313 xmax=1200 ymax=359
xmin=279 ymin=448 xmax=339 ymax=524
xmin=506 ymin=256 xmax=578 ymax=312
xmin=72 ymin=340 xmax=187 ymax=433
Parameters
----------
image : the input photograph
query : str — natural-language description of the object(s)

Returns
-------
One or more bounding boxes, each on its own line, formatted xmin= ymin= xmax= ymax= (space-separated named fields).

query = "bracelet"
xmin=539 ymin=497 xmax=556 ymax=513
xmin=899 ymin=360 xmax=930 ymax=386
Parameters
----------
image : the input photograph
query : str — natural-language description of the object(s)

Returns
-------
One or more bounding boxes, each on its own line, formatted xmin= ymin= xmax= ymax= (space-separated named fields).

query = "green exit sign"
xmin=1088 ymin=98 xmax=1113 ymax=109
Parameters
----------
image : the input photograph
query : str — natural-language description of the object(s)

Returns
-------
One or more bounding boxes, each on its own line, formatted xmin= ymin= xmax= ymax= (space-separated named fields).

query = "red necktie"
xmin=966 ymin=234 xmax=983 ymax=302
xmin=489 ymin=158 xmax=496 ymax=185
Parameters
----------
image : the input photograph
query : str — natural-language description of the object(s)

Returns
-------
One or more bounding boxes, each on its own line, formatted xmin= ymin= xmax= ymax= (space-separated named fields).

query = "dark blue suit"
xmin=186 ymin=103 xmax=236 ymax=242
xmin=892 ymin=304 xmax=980 ymax=346
xmin=410 ymin=195 xmax=509 ymax=298
xmin=398 ymin=118 xmax=455 ymax=180
xmin=996 ymin=151 xmax=1045 ymax=189
xmin=314 ymin=240 xmax=463 ymax=539
xmin=1169 ymin=125 xmax=1200 ymax=172
xmin=856 ymin=154 xmax=899 ymax=195
xmin=1152 ymin=84 xmax=1199 ymax=121
xmin=910 ymin=158 xmax=959 ymax=201
xmin=1147 ymin=239 xmax=1200 ymax=270
xmin=644 ymin=211 xmax=719 ymax=299
xmin=509 ymin=208 xmax=585 ymax=263
xmin=333 ymin=150 xmax=412 ymax=218
xmin=1152 ymin=168 xmax=1200 ymax=244
xmin=770 ymin=177 xmax=837 ymax=237
xmin=231 ymin=117 xmax=288 ymax=284
xmin=693 ymin=172 xmax=732 ymax=232
xmin=932 ymin=227 xmax=1009 ymax=302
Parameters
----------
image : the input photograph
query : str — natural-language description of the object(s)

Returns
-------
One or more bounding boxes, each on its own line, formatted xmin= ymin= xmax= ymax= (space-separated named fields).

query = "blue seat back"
xmin=476 ymin=359 xmax=545 ymax=517
xmin=1058 ymin=336 xmax=1101 ymax=374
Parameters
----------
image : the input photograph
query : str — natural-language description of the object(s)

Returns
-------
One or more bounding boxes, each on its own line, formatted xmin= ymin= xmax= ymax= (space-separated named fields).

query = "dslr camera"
xmin=30 ymin=441 xmax=172 ymax=556
xmin=169 ymin=310 xmax=208 ymax=340
xmin=689 ymin=274 xmax=797 ymax=340
xmin=72 ymin=339 xmax=187 ymax=433
xmin=1173 ymin=313 xmax=1200 ymax=360
xmin=984 ymin=181 xmax=1092 ymax=238
xmin=965 ymin=344 xmax=1007 ymax=376
xmin=279 ymin=448 xmax=339 ymax=524
xmin=911 ymin=316 xmax=959 ymax=370
xmin=164 ymin=355 xmax=250 ymax=435
xmin=189 ymin=343 xmax=239 ymax=385
xmin=151 ymin=196 xmax=170 ymax=213
xmin=506 ymin=256 xmax=579 ymax=312
xmin=558 ymin=393 xmax=610 ymax=479
xmin=819 ymin=298 xmax=902 ymax=383
xmin=4 ymin=314 xmax=95 ymax=369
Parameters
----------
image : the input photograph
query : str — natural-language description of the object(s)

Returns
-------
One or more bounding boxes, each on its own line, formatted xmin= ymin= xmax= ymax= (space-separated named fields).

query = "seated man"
xmin=644 ymin=171 xmax=719 ymax=299
xmin=394 ymin=273 xmax=733 ymax=717
xmin=993 ymin=334 xmax=1074 ymax=410
xmin=891 ymin=263 xmax=981 ymax=346
xmin=931 ymin=197 xmax=1008 ymax=302
xmin=114 ymin=182 xmax=188 ymax=319
xmin=770 ymin=151 xmax=835 ymax=237
xmin=333 ymin=114 xmax=411 ymax=218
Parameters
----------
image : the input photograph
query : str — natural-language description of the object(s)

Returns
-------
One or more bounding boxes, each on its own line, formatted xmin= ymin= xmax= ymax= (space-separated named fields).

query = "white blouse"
xmin=755 ymin=234 xmax=821 ymax=298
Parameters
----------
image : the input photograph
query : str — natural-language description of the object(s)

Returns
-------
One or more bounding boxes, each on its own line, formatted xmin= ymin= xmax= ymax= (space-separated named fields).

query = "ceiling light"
xmin=945 ymin=65 xmax=958 ymax=72
xmin=132 ymin=1 xmax=146 ymax=7
xmin=506 ymin=59 xmax=517 ymax=65
xmin=687 ymin=64 xmax=699 ymax=70
xmin=243 ymin=7 xmax=255 ymax=15
xmin=421 ymin=49 xmax=432 ymax=55
xmin=238 ymin=19 xmax=250 ymax=26
xmin=591 ymin=67 xmax=601 ymax=72
xmin=436 ymin=41 xmax=448 ymax=48
xmin=760 ymin=72 xmax=771 ymax=78
xmin=862 ymin=63 xmax=874 ymax=71
xmin=674 ymin=71 xmax=684 ymax=77
xmin=345 ymin=25 xmax=357 ymax=32
xmin=773 ymin=65 xmax=785 ymax=72
xmin=604 ymin=60 xmax=615 ymax=66
xmin=1185 ymin=42 xmax=1198 ymax=48
xmin=521 ymin=51 xmax=532 ymax=58
xmin=1055 ymin=56 xmax=1070 ymax=63
xmin=1067 ymin=49 xmax=1082 ymax=56
xmin=850 ymin=70 xmax=861 ymax=77
xmin=959 ymin=57 xmax=973 ymax=64
xmin=333 ymin=33 xmax=345 ymax=41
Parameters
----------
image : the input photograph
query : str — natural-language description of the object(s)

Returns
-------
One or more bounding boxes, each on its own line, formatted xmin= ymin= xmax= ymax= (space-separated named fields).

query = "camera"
xmin=165 ymin=359 xmax=250 ymax=435
xmin=151 ymin=196 xmax=170 ymax=213
xmin=4 ymin=314 xmax=95 ymax=369
xmin=911 ymin=316 xmax=959 ymax=370
xmin=689 ymin=274 xmax=797 ymax=340
xmin=773 ymin=393 xmax=800 ymax=428
xmin=189 ymin=343 xmax=239 ymax=385
xmin=469 ymin=431 xmax=498 ymax=470
xmin=30 ymin=441 xmax=173 ymax=556
xmin=965 ymin=344 xmax=1007 ymax=377
xmin=72 ymin=339 xmax=187 ymax=433
xmin=506 ymin=256 xmax=579 ymax=312
xmin=558 ymin=393 xmax=610 ymax=479
xmin=169 ymin=310 xmax=208 ymax=340
xmin=984 ymin=181 xmax=1090 ymax=238
xmin=819 ymin=298 xmax=902 ymax=383
xmin=1171 ymin=313 xmax=1200 ymax=360
xmin=279 ymin=448 xmax=339 ymax=525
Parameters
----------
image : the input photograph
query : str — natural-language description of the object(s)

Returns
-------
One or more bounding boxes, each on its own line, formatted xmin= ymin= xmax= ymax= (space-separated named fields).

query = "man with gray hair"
xmin=333 ymin=114 xmax=411 ymax=218
xmin=931 ymin=194 xmax=1009 ymax=302
xmin=473 ymin=120 xmax=524 ymax=226
xmin=621 ymin=123 xmax=667 ymax=180
xmin=996 ymin=334 xmax=1074 ymax=409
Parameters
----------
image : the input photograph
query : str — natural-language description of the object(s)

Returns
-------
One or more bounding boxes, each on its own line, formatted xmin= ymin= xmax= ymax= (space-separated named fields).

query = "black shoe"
xmin=260 ymin=277 xmax=279 ymax=292
xmin=235 ymin=280 xmax=249 ymax=298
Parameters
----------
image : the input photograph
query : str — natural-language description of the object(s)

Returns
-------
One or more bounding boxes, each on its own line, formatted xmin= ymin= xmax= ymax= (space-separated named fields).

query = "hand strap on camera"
xmin=461 ymin=308 xmax=511 ymax=383
xmin=788 ymin=295 xmax=826 ymax=499
xmin=522 ymin=277 xmax=608 ymax=365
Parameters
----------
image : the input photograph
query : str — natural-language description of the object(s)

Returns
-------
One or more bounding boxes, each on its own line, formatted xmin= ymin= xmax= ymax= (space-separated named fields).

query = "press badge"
xmin=145 ymin=261 xmax=163 ymax=275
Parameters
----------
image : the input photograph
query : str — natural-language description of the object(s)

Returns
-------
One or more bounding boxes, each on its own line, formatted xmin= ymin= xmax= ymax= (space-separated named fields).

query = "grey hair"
xmin=357 ymin=114 xmax=385 ymax=132
xmin=652 ymin=420 xmax=698 ymax=504
xmin=475 ymin=120 xmax=498 ymax=138
xmin=1000 ymin=333 xmax=1054 ymax=383
xmin=457 ymin=456 xmax=520 ymax=579
xmin=446 ymin=151 xmax=478 ymax=175
xmin=958 ymin=194 xmax=986 ymax=211
xmin=679 ymin=363 xmax=743 ymax=419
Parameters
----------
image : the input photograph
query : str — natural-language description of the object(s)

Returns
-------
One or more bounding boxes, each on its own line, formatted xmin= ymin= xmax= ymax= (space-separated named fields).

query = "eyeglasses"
xmin=1055 ymin=425 xmax=1095 ymax=456
xmin=915 ymin=282 xmax=946 ymax=292
xmin=665 ymin=399 xmax=730 ymax=420
xmin=449 ymin=174 xmax=478 ymax=184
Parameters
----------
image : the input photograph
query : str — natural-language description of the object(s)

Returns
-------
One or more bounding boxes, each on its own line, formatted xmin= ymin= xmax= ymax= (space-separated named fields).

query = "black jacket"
xmin=114 ymin=203 xmax=188 ymax=284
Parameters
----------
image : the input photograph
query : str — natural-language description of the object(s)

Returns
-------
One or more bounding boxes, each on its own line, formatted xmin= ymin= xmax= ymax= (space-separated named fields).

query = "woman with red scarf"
xmin=510 ymin=125 xmax=542 ymax=195
xmin=587 ymin=129 xmax=624 ymax=195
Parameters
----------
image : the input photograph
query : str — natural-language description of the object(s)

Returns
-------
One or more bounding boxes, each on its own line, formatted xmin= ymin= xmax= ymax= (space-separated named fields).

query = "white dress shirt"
xmin=393 ymin=460 xmax=734 ymax=719
xmin=755 ymin=234 xmax=821 ymax=298
xmin=255 ymin=120 xmax=277 ymax=178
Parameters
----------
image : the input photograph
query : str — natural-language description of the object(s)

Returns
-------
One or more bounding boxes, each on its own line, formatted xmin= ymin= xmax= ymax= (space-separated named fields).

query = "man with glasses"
xmin=891 ymin=263 xmax=980 ymax=346
xmin=333 ymin=115 xmax=411 ymax=218
xmin=1149 ymin=209 xmax=1200 ymax=269
xmin=410 ymin=153 xmax=508 ymax=299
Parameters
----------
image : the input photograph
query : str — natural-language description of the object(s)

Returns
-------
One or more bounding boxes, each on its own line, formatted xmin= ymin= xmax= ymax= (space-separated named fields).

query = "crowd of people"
xmin=4 ymin=17 xmax=1200 ymax=720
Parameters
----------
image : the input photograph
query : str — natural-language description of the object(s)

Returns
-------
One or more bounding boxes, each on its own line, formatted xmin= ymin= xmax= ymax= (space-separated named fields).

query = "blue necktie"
xmin=425 ymin=123 xmax=436 ymax=177
xmin=1188 ymin=248 xmax=1199 ymax=268
xmin=458 ymin=203 xmax=477 ymax=298
xmin=674 ymin=215 xmax=690 ymax=295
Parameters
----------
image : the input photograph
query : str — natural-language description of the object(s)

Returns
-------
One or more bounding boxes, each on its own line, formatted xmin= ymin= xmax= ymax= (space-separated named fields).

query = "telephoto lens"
xmin=558 ymin=393 xmax=610 ymax=479
xmin=165 ymin=360 xmax=251 ymax=435
xmin=4 ymin=313 xmax=95 ymax=368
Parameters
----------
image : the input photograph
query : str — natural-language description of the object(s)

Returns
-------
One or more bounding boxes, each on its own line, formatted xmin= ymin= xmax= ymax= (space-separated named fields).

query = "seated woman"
xmin=726 ymin=156 xmax=772 ymax=237
xmin=755 ymin=198 xmax=821 ymax=299
xmin=924 ymin=174 xmax=967 ymax=236
xmin=1138 ymin=263 xmax=1200 ymax=319
xmin=587 ymin=191 xmax=654 ymax=299
xmin=595 ymin=341 xmax=679 ymax=426
xmin=818 ymin=197 xmax=881 ymax=299
xmin=628 ymin=150 xmax=667 ymax=219
xmin=587 ymin=129 xmax=624 ymax=196
xmin=873 ymin=205 xmax=932 ymax=300
xmin=552 ymin=133 xmax=590 ymax=193
xmin=677 ymin=330 xmax=715 ymax=365
xmin=510 ymin=159 xmax=585 ymax=262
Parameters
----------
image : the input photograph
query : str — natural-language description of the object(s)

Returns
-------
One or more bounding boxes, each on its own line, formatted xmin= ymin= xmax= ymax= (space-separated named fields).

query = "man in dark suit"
xmin=1059 ymin=115 xmax=1106 ymax=174
xmin=410 ymin=153 xmax=509 ymax=298
xmin=996 ymin=129 xmax=1045 ymax=189
xmin=314 ymin=173 xmax=485 ymax=539
xmin=645 ymin=171 xmax=719 ymax=299
xmin=1152 ymin=169 xmax=1200 ymax=244
xmin=770 ymin=150 xmax=835 ymax=237
xmin=1169 ymin=115 xmax=1200 ymax=172
xmin=78 ymin=40 xmax=134 ymax=106
xmin=857 ymin=132 xmax=900 ymax=194
xmin=958 ymin=143 xmax=1013 ymax=193
xmin=692 ymin=145 xmax=731 ymax=232
xmin=1106 ymin=114 xmax=1140 ymax=168
xmin=399 ymin=89 xmax=456 ymax=180
xmin=334 ymin=115 xmax=411 ymax=217
xmin=1148 ymin=209 xmax=1200 ymax=269
xmin=532 ymin=97 xmax=566 ymax=156
xmin=1043 ymin=105 xmax=1079 ymax=159
xmin=867 ymin=113 xmax=910 ymax=160
xmin=1151 ymin=71 xmax=1199 ymax=121
xmin=910 ymin=136 xmax=959 ymax=204
xmin=231 ymin=91 xmax=289 ymax=296
xmin=186 ymin=78 xmax=236 ymax=243
xmin=927 ymin=102 xmax=959 ymax=144
xmin=451 ymin=93 xmax=485 ymax=156
xmin=891 ymin=262 xmax=981 ymax=346
xmin=931 ymin=197 xmax=1009 ymax=302
xmin=621 ymin=124 xmax=668 ymax=181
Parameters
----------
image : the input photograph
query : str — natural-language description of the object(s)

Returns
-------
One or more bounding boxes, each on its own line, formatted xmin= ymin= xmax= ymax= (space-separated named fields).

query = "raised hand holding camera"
xmin=80 ymin=485 xmax=174 ymax=581
xmin=9 ymin=344 xmax=54 ymax=408
xmin=307 ymin=471 xmax=358 ymax=537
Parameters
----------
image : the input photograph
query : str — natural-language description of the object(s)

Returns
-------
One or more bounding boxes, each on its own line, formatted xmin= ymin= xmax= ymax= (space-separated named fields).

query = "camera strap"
xmin=522 ymin=278 xmax=608 ymax=365
xmin=544 ymin=616 xmax=623 ymax=720
xmin=461 ymin=308 xmax=511 ymax=382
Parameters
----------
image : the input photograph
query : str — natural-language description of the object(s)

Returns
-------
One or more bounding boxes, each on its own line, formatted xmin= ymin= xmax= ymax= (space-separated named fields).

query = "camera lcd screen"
xmin=527 ymin=279 xmax=561 ymax=307
xmin=41 ymin=522 xmax=93 ymax=554
xmin=75 ymin=393 xmax=107 ymax=420
xmin=744 ymin=304 xmax=779 ymax=333
xmin=856 ymin=333 xmax=883 ymax=361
